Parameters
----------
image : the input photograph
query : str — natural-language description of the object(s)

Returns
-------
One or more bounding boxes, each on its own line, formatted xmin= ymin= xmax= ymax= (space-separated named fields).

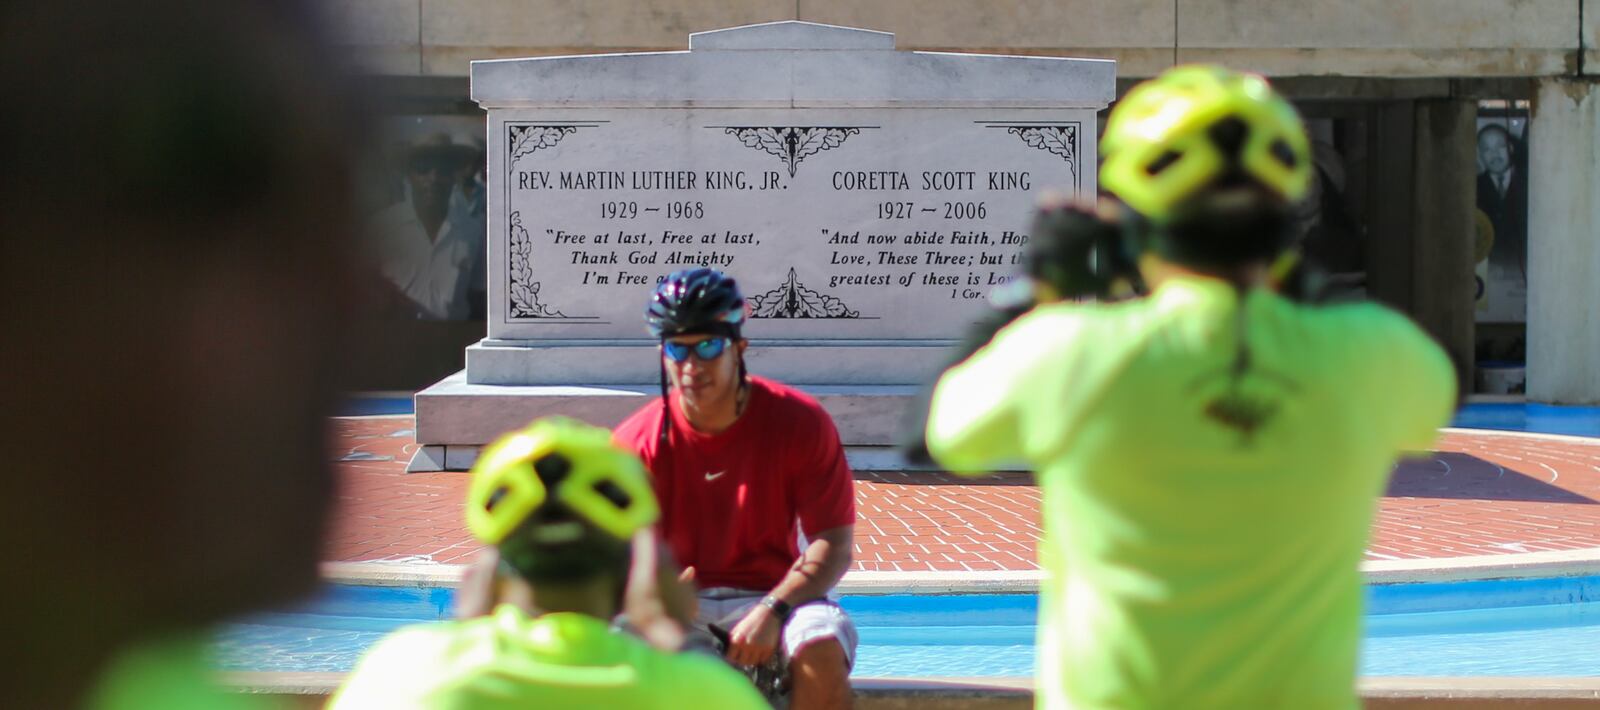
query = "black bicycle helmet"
xmin=645 ymin=268 xmax=746 ymax=339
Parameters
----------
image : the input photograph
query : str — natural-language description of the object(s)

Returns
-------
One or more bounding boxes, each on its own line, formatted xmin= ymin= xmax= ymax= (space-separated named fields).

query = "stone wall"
xmin=320 ymin=0 xmax=1593 ymax=78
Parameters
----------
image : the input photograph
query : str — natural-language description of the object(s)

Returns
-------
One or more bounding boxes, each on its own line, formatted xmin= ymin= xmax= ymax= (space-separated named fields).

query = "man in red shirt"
xmin=614 ymin=268 xmax=858 ymax=710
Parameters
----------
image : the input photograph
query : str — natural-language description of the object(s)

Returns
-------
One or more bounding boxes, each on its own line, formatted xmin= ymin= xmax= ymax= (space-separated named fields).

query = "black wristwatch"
xmin=760 ymin=595 xmax=793 ymax=623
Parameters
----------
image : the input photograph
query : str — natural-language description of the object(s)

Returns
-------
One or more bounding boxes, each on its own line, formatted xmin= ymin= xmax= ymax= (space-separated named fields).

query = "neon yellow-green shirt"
xmin=86 ymin=634 xmax=279 ymax=710
xmin=928 ymin=276 xmax=1456 ymax=710
xmin=329 ymin=604 xmax=767 ymax=710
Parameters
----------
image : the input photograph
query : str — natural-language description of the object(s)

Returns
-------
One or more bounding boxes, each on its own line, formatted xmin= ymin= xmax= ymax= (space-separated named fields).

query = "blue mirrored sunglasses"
xmin=662 ymin=337 xmax=730 ymax=363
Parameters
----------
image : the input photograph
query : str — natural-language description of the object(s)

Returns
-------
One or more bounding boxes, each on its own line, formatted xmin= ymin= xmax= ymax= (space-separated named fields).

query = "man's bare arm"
xmin=769 ymin=524 xmax=853 ymax=605
xmin=724 ymin=524 xmax=853 ymax=666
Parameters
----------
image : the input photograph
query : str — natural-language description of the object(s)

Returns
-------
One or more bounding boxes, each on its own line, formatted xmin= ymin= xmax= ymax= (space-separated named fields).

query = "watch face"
xmin=762 ymin=596 xmax=791 ymax=618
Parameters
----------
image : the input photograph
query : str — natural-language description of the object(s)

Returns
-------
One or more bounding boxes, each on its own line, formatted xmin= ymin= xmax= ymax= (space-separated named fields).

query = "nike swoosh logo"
xmin=705 ymin=470 xmax=727 ymax=482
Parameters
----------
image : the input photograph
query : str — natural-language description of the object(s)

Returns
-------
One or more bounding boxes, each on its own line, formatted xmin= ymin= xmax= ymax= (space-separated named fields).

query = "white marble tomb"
xmin=411 ymin=21 xmax=1114 ymax=469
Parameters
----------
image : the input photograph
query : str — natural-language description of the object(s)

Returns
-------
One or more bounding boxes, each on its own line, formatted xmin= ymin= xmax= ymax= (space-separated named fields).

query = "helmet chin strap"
xmin=735 ymin=353 xmax=750 ymax=416
xmin=657 ymin=358 xmax=670 ymax=448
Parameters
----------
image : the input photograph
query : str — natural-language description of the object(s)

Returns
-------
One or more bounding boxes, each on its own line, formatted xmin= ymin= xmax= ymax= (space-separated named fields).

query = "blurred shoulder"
xmin=331 ymin=620 xmax=486 ymax=708
xmin=1304 ymin=300 xmax=1440 ymax=351
xmin=357 ymin=619 xmax=480 ymax=669
xmin=1287 ymin=300 xmax=1454 ymax=395
xmin=986 ymin=300 xmax=1118 ymax=357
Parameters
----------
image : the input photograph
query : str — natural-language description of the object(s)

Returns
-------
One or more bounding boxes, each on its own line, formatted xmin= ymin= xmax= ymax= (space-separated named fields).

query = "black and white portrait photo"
xmin=1474 ymin=111 xmax=1529 ymax=323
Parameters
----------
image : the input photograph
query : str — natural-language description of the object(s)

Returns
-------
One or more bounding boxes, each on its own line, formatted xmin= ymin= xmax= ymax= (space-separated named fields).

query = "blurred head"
xmin=0 ymin=0 xmax=364 ymax=690
xmin=467 ymin=419 xmax=660 ymax=587
xmin=1100 ymin=65 xmax=1312 ymax=272
xmin=1477 ymin=124 xmax=1513 ymax=176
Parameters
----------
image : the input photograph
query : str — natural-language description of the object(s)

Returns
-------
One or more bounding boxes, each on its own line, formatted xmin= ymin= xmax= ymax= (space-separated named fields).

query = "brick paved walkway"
xmin=326 ymin=418 xmax=1600 ymax=571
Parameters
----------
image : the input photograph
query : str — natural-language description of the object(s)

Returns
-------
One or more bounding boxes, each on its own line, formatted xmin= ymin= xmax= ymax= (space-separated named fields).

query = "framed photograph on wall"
xmin=1473 ymin=105 xmax=1529 ymax=324
xmin=362 ymin=115 xmax=488 ymax=322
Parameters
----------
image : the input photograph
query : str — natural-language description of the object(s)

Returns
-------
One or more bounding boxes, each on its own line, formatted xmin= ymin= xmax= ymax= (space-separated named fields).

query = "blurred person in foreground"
xmin=330 ymin=418 xmax=766 ymax=710
xmin=916 ymin=65 xmax=1456 ymax=709
xmin=0 ymin=2 xmax=368 ymax=708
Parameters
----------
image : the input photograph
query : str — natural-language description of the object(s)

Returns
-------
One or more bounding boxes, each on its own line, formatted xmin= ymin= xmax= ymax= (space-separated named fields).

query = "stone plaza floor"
xmin=325 ymin=415 xmax=1600 ymax=572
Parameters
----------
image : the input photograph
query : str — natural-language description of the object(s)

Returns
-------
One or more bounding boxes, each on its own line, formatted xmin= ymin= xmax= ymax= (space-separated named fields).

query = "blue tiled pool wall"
xmin=1369 ymin=574 xmax=1600 ymax=615
xmin=310 ymin=583 xmax=454 ymax=621
xmin=337 ymin=398 xmax=1600 ymax=437
xmin=1448 ymin=403 xmax=1600 ymax=437
xmin=281 ymin=574 xmax=1600 ymax=628
xmin=336 ymin=396 xmax=416 ymax=417
xmin=849 ymin=575 xmax=1600 ymax=624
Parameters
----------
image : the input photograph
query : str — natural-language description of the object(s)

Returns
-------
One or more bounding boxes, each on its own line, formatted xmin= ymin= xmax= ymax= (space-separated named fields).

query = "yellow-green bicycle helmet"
xmin=466 ymin=417 xmax=659 ymax=545
xmin=1101 ymin=65 xmax=1311 ymax=224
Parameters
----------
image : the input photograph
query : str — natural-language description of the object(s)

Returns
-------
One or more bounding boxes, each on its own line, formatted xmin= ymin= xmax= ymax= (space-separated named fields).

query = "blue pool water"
xmin=215 ymin=576 xmax=1600 ymax=677
xmin=336 ymin=395 xmax=415 ymax=417
xmin=1449 ymin=403 xmax=1600 ymax=437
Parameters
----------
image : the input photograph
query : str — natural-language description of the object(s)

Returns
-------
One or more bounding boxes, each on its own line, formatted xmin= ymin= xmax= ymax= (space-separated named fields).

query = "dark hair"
xmin=1477 ymin=123 xmax=1514 ymax=144
xmin=1138 ymin=196 xmax=1297 ymax=271
xmin=497 ymin=506 xmax=631 ymax=585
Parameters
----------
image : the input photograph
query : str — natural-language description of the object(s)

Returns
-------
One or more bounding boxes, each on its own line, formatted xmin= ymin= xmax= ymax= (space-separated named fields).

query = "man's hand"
xmin=455 ymin=548 xmax=506 ymax=619
xmin=623 ymin=531 xmax=698 ymax=651
xmin=1027 ymin=194 xmax=1134 ymax=301
xmin=725 ymin=603 xmax=782 ymax=666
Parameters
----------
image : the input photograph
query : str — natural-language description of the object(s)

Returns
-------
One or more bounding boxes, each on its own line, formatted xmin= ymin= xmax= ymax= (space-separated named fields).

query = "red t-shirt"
xmin=612 ymin=376 xmax=856 ymax=592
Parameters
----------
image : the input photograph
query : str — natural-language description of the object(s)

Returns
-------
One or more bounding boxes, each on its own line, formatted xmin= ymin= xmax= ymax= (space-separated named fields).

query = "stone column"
xmin=1363 ymin=101 xmax=1415 ymax=314
xmin=1409 ymin=99 xmax=1478 ymax=396
xmin=1527 ymin=79 xmax=1600 ymax=404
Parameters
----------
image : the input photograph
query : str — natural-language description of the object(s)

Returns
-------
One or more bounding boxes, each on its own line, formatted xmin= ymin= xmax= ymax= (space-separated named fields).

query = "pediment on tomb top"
xmin=689 ymin=21 xmax=895 ymax=51
xmin=471 ymin=21 xmax=1114 ymax=109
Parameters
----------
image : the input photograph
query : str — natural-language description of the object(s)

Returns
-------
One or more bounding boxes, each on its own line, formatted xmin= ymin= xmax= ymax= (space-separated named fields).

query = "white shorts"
xmin=695 ymin=588 xmax=859 ymax=668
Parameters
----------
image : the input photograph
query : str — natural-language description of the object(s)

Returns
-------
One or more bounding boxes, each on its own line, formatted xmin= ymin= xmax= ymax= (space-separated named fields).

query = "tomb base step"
xmin=413 ymin=370 xmax=928 ymax=470
xmin=464 ymin=339 xmax=960 ymax=386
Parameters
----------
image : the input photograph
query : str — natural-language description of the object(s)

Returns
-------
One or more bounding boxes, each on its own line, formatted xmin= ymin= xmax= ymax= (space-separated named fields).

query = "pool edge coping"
xmin=322 ymin=546 xmax=1600 ymax=592
xmin=222 ymin=671 xmax=1600 ymax=698
xmin=1438 ymin=427 xmax=1600 ymax=446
